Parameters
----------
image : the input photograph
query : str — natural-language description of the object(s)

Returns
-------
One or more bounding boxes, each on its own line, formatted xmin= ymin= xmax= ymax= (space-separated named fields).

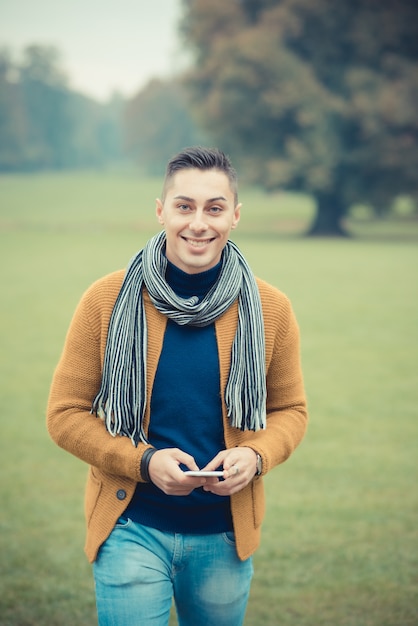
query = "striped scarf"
xmin=92 ymin=231 xmax=266 ymax=446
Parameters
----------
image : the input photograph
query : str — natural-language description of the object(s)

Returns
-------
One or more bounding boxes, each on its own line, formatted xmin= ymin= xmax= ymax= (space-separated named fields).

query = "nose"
xmin=189 ymin=211 xmax=208 ymax=233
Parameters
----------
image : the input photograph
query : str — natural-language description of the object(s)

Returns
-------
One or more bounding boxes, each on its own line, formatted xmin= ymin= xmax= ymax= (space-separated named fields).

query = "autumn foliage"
xmin=181 ymin=0 xmax=418 ymax=234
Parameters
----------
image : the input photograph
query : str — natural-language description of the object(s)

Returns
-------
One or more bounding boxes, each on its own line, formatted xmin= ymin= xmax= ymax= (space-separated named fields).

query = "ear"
xmin=156 ymin=198 xmax=164 ymax=225
xmin=231 ymin=203 xmax=242 ymax=230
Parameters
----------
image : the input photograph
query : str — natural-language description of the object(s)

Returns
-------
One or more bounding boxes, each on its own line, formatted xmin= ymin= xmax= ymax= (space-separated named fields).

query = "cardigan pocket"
xmin=84 ymin=466 xmax=102 ymax=526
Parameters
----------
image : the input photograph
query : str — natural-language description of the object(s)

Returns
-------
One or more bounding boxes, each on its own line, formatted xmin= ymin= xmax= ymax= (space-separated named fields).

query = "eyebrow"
xmin=173 ymin=195 xmax=228 ymax=203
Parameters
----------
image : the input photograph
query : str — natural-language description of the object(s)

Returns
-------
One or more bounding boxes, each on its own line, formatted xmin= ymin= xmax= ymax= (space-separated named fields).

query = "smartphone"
xmin=184 ymin=471 xmax=224 ymax=477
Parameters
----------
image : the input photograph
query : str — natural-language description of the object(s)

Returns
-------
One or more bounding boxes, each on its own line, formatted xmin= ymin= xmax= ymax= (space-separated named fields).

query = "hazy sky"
xmin=0 ymin=0 xmax=187 ymax=100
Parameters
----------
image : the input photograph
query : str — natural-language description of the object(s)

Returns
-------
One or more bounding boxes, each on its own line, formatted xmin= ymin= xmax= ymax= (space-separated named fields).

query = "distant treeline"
xmin=0 ymin=45 xmax=128 ymax=171
xmin=0 ymin=44 xmax=203 ymax=176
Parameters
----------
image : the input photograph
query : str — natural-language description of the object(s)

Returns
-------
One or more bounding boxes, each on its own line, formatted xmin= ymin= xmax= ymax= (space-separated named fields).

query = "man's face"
xmin=156 ymin=168 xmax=241 ymax=275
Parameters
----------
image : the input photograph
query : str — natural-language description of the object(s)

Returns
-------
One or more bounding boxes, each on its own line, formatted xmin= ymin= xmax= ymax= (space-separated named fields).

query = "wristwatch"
xmin=255 ymin=453 xmax=263 ymax=476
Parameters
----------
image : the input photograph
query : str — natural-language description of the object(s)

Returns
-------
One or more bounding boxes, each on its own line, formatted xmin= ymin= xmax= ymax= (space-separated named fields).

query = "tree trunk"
xmin=307 ymin=191 xmax=349 ymax=237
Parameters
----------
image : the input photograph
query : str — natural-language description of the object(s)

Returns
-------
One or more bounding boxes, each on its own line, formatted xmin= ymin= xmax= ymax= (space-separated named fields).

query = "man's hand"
xmin=201 ymin=447 xmax=258 ymax=496
xmin=148 ymin=448 xmax=208 ymax=495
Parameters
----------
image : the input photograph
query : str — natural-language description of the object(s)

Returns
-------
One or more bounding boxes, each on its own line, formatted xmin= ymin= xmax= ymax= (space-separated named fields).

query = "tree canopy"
xmin=181 ymin=0 xmax=418 ymax=234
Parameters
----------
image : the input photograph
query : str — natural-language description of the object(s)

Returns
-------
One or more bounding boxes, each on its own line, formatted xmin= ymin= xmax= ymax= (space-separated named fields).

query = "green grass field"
xmin=1 ymin=172 xmax=417 ymax=625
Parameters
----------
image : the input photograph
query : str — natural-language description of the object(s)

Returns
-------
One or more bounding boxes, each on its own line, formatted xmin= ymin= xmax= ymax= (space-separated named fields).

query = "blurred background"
xmin=1 ymin=2 xmax=417 ymax=625
xmin=1 ymin=0 xmax=417 ymax=235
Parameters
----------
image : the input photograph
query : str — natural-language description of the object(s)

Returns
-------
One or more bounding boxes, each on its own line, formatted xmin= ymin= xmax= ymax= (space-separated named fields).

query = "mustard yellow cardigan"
xmin=47 ymin=270 xmax=307 ymax=563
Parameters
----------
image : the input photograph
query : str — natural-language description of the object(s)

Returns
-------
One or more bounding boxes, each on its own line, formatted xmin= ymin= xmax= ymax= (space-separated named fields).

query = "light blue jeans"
xmin=93 ymin=517 xmax=253 ymax=626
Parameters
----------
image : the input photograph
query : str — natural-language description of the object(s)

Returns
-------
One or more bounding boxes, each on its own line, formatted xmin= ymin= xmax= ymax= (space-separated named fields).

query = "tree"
xmin=181 ymin=0 xmax=418 ymax=235
xmin=67 ymin=91 xmax=124 ymax=168
xmin=19 ymin=45 xmax=75 ymax=169
xmin=0 ymin=49 xmax=26 ymax=170
xmin=124 ymin=78 xmax=204 ymax=175
xmin=0 ymin=45 xmax=125 ymax=171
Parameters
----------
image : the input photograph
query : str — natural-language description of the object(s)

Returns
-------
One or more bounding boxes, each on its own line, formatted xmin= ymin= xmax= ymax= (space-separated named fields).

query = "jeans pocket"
xmin=114 ymin=515 xmax=132 ymax=529
xmin=222 ymin=530 xmax=236 ymax=546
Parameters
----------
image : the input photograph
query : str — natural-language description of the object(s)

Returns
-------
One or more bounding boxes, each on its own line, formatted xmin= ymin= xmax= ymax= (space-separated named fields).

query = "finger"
xmin=203 ymin=479 xmax=244 ymax=496
xmin=201 ymin=450 xmax=228 ymax=472
xmin=173 ymin=452 xmax=200 ymax=472
xmin=204 ymin=475 xmax=221 ymax=485
xmin=181 ymin=474 xmax=207 ymax=487
xmin=220 ymin=453 xmax=242 ymax=472
xmin=223 ymin=463 xmax=241 ymax=479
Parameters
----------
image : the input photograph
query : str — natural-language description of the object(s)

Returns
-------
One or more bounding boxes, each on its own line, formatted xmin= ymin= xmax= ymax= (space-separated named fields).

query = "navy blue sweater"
xmin=125 ymin=260 xmax=233 ymax=533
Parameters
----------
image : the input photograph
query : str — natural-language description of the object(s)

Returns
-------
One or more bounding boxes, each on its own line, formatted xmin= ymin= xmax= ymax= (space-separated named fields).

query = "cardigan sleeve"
xmin=263 ymin=286 xmax=308 ymax=469
xmin=46 ymin=273 xmax=150 ymax=481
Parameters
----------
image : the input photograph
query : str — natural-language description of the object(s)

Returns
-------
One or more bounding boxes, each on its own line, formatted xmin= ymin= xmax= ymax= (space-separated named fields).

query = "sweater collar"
xmin=165 ymin=258 xmax=222 ymax=300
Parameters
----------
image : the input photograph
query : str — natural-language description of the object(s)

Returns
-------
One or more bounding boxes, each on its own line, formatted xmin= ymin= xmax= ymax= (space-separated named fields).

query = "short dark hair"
xmin=162 ymin=146 xmax=238 ymax=204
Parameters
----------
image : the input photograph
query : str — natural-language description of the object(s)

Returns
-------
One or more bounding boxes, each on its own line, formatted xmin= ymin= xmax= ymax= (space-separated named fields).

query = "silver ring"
xmin=234 ymin=465 xmax=240 ymax=475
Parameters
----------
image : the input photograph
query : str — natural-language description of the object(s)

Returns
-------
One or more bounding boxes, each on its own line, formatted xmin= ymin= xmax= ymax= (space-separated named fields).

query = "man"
xmin=47 ymin=146 xmax=307 ymax=625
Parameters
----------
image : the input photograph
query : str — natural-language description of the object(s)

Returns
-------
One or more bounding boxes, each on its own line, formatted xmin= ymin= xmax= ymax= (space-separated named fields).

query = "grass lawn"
xmin=0 ymin=172 xmax=417 ymax=625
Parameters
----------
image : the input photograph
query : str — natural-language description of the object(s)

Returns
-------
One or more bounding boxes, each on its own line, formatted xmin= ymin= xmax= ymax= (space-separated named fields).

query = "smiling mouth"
xmin=182 ymin=237 xmax=214 ymax=248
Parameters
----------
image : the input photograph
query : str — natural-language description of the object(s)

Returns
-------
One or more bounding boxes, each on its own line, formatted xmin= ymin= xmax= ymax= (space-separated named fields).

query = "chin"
xmin=185 ymin=258 xmax=214 ymax=274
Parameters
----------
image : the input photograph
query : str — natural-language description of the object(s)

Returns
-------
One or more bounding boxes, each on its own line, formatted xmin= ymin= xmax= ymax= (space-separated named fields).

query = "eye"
xmin=178 ymin=203 xmax=191 ymax=212
xmin=208 ymin=205 xmax=223 ymax=214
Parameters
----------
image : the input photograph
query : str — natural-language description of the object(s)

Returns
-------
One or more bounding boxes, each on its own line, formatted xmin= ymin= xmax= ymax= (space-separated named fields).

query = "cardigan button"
xmin=116 ymin=489 xmax=127 ymax=501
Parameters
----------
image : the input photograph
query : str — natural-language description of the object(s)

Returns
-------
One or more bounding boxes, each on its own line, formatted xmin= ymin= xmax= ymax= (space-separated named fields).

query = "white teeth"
xmin=186 ymin=238 xmax=210 ymax=247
